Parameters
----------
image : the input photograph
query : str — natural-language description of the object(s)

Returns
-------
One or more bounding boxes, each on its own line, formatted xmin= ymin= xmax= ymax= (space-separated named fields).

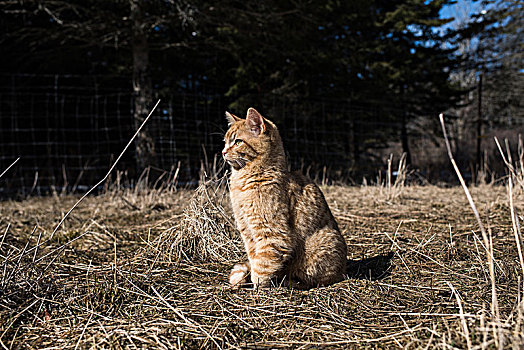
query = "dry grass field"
xmin=1 ymin=177 xmax=524 ymax=349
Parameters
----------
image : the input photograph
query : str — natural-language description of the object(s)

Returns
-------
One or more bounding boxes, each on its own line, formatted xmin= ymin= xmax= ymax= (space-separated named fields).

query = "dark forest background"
xmin=0 ymin=0 xmax=522 ymax=195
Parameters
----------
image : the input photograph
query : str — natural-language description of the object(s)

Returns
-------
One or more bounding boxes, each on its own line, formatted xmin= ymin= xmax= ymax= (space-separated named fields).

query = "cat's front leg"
xmin=250 ymin=267 xmax=273 ymax=288
xmin=249 ymin=243 xmax=291 ymax=288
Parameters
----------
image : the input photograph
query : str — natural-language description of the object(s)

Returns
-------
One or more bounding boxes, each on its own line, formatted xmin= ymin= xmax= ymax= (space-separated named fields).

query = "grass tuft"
xmin=154 ymin=179 xmax=243 ymax=264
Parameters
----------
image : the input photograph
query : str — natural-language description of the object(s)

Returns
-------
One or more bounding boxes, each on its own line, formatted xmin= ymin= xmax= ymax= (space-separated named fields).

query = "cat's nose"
xmin=222 ymin=150 xmax=227 ymax=156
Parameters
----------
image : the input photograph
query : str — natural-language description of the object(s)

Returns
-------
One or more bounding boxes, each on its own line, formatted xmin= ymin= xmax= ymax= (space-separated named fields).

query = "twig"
xmin=48 ymin=99 xmax=160 ymax=241
xmin=0 ymin=224 xmax=9 ymax=252
xmin=150 ymin=286 xmax=222 ymax=349
xmin=0 ymin=157 xmax=20 ymax=179
xmin=33 ymin=230 xmax=90 ymax=264
xmin=494 ymin=137 xmax=524 ymax=190
xmin=439 ymin=115 xmax=488 ymax=244
xmin=439 ymin=113 xmax=502 ymax=348
xmin=446 ymin=282 xmax=472 ymax=350
xmin=508 ymin=164 xmax=524 ymax=288
xmin=74 ymin=313 xmax=94 ymax=350
xmin=0 ymin=300 xmax=38 ymax=343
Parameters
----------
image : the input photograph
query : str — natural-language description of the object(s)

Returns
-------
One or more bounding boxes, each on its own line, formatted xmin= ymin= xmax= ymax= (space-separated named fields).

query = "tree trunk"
xmin=476 ymin=74 xmax=483 ymax=170
xmin=352 ymin=118 xmax=360 ymax=163
xmin=401 ymin=112 xmax=412 ymax=166
xmin=130 ymin=0 xmax=153 ymax=171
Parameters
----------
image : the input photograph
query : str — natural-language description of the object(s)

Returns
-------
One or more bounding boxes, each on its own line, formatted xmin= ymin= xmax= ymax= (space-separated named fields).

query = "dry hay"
xmin=1 ymin=182 xmax=524 ymax=349
xmin=153 ymin=181 xmax=243 ymax=264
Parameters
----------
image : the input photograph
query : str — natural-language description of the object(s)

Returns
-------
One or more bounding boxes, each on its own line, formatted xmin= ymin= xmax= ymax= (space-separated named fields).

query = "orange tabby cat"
xmin=223 ymin=108 xmax=347 ymax=288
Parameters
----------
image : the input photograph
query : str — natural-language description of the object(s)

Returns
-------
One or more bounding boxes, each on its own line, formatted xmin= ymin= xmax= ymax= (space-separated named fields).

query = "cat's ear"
xmin=246 ymin=108 xmax=266 ymax=136
xmin=225 ymin=111 xmax=242 ymax=126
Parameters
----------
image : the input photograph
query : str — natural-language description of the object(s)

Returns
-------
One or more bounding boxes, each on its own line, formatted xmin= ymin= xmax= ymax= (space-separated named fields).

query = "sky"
xmin=439 ymin=0 xmax=484 ymax=29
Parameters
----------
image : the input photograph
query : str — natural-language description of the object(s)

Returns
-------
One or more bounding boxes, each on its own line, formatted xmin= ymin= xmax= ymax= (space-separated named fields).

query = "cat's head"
xmin=222 ymin=108 xmax=285 ymax=170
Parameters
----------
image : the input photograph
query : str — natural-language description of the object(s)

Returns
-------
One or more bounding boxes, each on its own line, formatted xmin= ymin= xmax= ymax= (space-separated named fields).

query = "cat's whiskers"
xmin=239 ymin=156 xmax=250 ymax=167
xmin=236 ymin=158 xmax=246 ymax=168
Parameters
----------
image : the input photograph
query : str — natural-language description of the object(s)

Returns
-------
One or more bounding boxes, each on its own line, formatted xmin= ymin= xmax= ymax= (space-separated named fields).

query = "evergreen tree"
xmin=445 ymin=0 xmax=522 ymax=172
xmin=475 ymin=0 xmax=523 ymax=127
xmin=0 ymin=0 xmax=202 ymax=169
xmin=209 ymin=0 xmax=465 ymax=163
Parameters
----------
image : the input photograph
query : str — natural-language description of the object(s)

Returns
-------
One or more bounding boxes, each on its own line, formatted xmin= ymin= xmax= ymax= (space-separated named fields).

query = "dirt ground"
xmin=1 ymin=183 xmax=523 ymax=349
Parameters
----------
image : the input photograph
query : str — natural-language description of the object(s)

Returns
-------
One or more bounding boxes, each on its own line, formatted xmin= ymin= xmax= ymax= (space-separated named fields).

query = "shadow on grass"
xmin=346 ymin=252 xmax=394 ymax=281
xmin=229 ymin=252 xmax=395 ymax=290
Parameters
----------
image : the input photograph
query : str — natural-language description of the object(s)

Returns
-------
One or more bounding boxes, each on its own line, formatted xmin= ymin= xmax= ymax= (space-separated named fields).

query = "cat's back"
xmin=288 ymin=171 xmax=338 ymax=234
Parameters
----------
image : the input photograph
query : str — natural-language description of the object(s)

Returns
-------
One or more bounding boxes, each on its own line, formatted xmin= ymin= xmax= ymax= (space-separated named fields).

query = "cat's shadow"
xmin=229 ymin=252 xmax=395 ymax=290
xmin=345 ymin=252 xmax=394 ymax=281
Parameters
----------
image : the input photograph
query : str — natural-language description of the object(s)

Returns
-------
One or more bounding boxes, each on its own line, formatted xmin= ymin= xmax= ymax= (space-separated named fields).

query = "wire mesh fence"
xmin=0 ymin=73 xmax=522 ymax=196
xmin=0 ymin=74 xmax=230 ymax=194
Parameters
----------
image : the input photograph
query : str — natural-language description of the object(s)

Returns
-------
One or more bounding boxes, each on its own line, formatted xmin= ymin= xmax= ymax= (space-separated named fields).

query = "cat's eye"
xmin=234 ymin=139 xmax=243 ymax=146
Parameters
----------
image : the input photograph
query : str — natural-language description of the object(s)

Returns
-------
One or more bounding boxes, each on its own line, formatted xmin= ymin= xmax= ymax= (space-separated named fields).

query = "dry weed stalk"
xmin=495 ymin=135 xmax=524 ymax=194
xmin=50 ymin=100 xmax=161 ymax=246
xmin=386 ymin=152 xmax=408 ymax=201
xmin=0 ymin=157 xmax=20 ymax=179
xmin=1 ymin=101 xmax=162 ymax=288
xmin=446 ymin=281 xmax=473 ymax=350
xmin=495 ymin=135 xmax=524 ymax=286
xmin=440 ymin=114 xmax=524 ymax=349
xmin=371 ymin=153 xmax=409 ymax=202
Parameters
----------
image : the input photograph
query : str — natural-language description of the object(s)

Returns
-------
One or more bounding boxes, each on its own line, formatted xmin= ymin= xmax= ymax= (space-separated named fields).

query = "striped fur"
xmin=223 ymin=108 xmax=347 ymax=288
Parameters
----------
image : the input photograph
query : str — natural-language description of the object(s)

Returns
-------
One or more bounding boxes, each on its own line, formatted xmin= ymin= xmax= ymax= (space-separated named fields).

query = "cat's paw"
xmin=229 ymin=263 xmax=249 ymax=287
